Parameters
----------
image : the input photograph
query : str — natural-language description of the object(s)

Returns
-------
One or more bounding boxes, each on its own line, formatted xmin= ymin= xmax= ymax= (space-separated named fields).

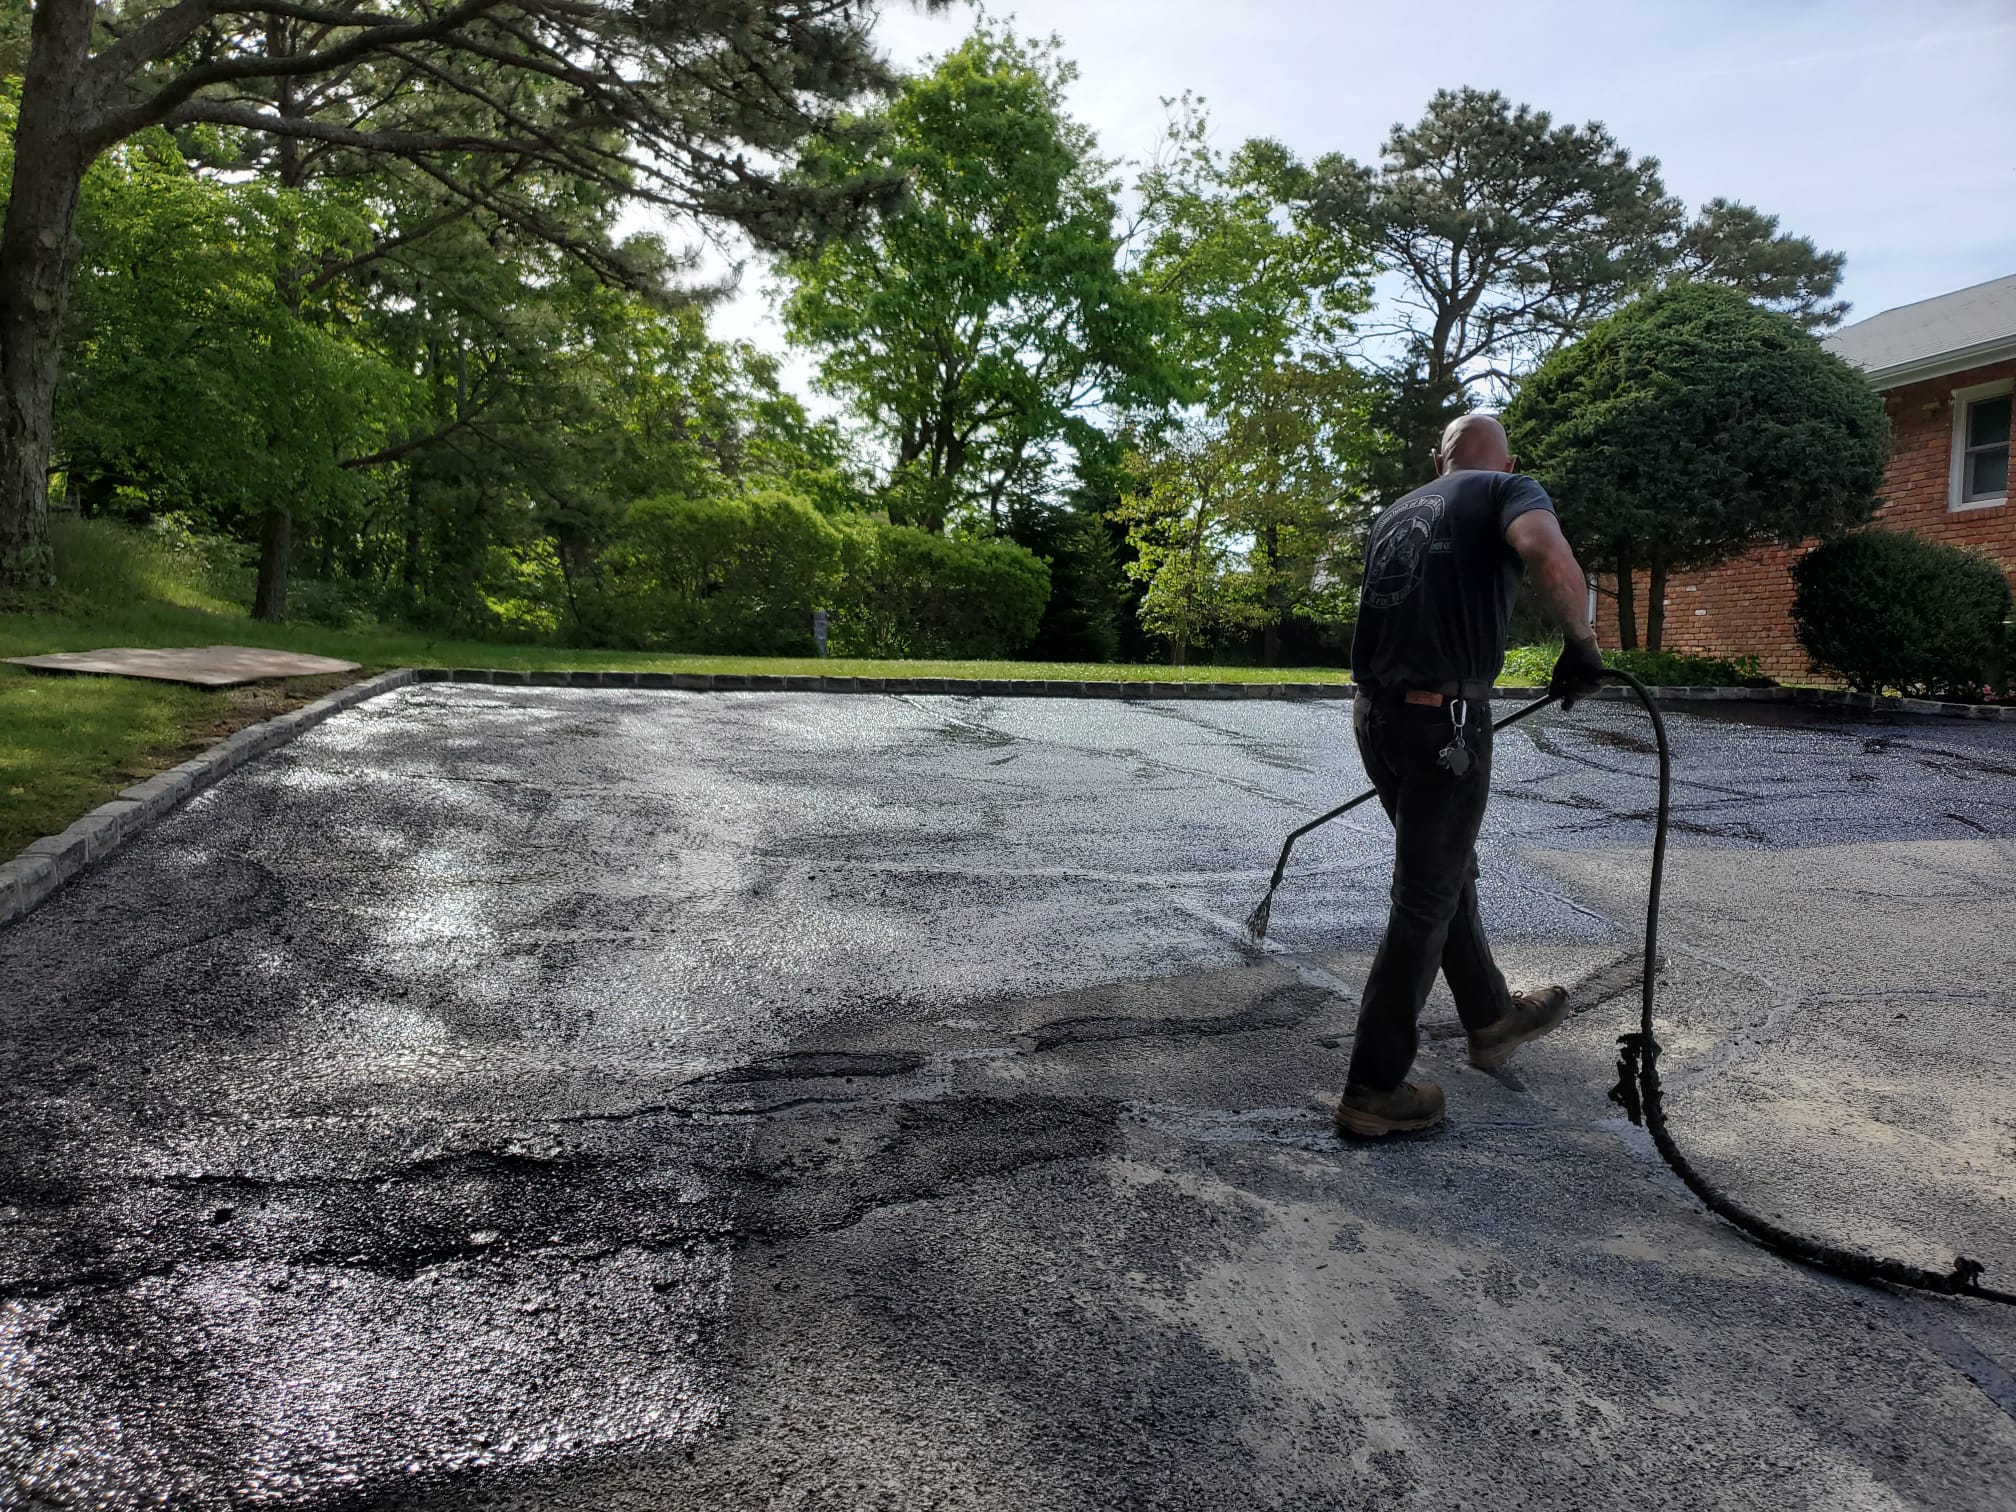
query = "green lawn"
xmin=0 ymin=589 xmax=1363 ymax=684
xmin=2 ymin=521 xmax=1359 ymax=856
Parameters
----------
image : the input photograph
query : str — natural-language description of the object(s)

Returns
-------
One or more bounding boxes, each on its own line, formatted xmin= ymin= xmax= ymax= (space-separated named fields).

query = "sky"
xmin=692 ymin=0 xmax=2016 ymax=390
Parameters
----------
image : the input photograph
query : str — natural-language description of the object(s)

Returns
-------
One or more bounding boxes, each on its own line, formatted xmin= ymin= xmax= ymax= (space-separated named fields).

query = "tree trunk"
xmin=253 ymin=507 xmax=291 ymax=621
xmin=1612 ymin=543 xmax=1639 ymax=650
xmin=1645 ymin=552 xmax=1668 ymax=652
xmin=1171 ymin=637 xmax=1187 ymax=668
xmin=0 ymin=0 xmax=95 ymax=593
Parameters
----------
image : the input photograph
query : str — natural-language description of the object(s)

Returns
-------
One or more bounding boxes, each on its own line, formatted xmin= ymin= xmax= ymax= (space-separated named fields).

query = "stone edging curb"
xmin=0 ymin=669 xmax=417 ymax=930
xmin=8 ymin=665 xmax=2012 ymax=930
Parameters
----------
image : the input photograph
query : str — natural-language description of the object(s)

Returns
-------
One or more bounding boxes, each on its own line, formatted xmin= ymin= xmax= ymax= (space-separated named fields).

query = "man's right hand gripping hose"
xmin=1549 ymin=637 xmax=1606 ymax=711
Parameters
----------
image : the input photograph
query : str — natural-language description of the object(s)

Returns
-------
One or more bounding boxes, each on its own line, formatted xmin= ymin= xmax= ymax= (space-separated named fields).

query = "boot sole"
xmin=1334 ymin=1104 xmax=1445 ymax=1137
xmin=1468 ymin=996 xmax=1570 ymax=1070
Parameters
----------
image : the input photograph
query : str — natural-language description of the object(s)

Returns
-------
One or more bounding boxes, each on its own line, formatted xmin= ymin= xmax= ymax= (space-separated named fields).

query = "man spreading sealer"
xmin=1336 ymin=414 xmax=1605 ymax=1136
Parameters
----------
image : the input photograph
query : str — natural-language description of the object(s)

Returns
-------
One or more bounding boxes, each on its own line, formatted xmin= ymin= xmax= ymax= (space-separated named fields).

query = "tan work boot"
xmin=1467 ymin=986 xmax=1570 ymax=1071
xmin=1335 ymin=1080 xmax=1446 ymax=1137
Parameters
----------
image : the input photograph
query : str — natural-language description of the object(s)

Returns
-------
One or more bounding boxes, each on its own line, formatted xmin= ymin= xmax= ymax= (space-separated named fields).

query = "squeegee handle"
xmin=1261 ymin=691 xmax=1556 ymax=891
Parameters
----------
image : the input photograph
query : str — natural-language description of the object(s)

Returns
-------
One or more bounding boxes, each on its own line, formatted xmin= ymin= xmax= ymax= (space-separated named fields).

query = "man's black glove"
xmin=1549 ymin=638 xmax=1606 ymax=712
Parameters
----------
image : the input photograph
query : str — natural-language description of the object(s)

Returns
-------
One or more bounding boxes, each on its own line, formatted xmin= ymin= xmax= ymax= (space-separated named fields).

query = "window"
xmin=1951 ymin=380 xmax=2013 ymax=509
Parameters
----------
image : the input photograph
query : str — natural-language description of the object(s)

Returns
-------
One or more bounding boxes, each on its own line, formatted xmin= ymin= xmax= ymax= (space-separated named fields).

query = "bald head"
xmin=1434 ymin=414 xmax=1514 ymax=476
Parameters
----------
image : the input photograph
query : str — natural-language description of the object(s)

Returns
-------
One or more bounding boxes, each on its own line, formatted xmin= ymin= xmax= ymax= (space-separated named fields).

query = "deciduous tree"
xmin=1120 ymin=109 xmax=1373 ymax=662
xmin=1 ymin=0 xmax=928 ymax=593
xmin=781 ymin=23 xmax=1179 ymax=534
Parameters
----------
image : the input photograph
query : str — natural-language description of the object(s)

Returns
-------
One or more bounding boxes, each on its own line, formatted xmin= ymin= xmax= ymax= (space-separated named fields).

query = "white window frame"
xmin=1950 ymin=378 xmax=2012 ymax=511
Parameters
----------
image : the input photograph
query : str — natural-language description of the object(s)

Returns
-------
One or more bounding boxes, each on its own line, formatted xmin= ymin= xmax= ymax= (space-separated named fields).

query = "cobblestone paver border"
xmin=0 ymin=669 xmax=416 ymax=928
xmin=5 ymin=666 xmax=2012 ymax=929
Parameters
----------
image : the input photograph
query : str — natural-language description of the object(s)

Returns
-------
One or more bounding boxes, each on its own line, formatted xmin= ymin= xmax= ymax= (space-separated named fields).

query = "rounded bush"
xmin=1791 ymin=531 xmax=2012 ymax=698
xmin=593 ymin=487 xmax=844 ymax=653
xmin=1507 ymin=283 xmax=1890 ymax=592
xmin=829 ymin=521 xmax=1051 ymax=659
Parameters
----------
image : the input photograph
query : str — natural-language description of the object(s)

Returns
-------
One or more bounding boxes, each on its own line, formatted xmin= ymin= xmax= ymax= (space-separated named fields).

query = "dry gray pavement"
xmin=2 ymin=686 xmax=2013 ymax=1510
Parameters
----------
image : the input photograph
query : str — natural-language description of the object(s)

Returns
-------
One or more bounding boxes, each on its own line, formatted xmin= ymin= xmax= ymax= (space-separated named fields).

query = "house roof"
xmin=1823 ymin=272 xmax=2016 ymax=388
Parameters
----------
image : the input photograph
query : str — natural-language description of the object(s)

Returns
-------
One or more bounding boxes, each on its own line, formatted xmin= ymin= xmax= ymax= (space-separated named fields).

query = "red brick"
xmin=1591 ymin=359 xmax=2016 ymax=680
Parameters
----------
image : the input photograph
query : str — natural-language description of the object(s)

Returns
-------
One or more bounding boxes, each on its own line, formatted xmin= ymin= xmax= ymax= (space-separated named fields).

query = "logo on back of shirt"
xmin=1361 ymin=494 xmax=1447 ymax=609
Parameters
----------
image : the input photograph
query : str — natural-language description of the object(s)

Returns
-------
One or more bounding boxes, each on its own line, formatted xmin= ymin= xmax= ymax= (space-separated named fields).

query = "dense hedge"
xmin=829 ymin=522 xmax=1051 ymax=659
xmin=583 ymin=491 xmax=1052 ymax=658
xmin=1501 ymin=643 xmax=1763 ymax=688
xmin=594 ymin=488 xmax=843 ymax=654
xmin=1792 ymin=531 xmax=2012 ymax=698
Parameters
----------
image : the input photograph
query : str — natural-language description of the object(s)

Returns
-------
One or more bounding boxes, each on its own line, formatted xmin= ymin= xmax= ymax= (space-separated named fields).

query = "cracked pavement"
xmin=2 ymin=686 xmax=2014 ymax=1510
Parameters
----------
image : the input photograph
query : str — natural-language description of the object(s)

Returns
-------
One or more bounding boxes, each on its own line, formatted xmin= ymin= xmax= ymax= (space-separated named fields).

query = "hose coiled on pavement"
xmin=1251 ymin=668 xmax=2016 ymax=1306
xmin=1596 ymin=668 xmax=2014 ymax=1305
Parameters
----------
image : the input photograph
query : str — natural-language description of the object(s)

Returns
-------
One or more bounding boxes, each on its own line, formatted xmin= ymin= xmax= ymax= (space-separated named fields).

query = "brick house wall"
xmin=1591 ymin=357 xmax=2016 ymax=679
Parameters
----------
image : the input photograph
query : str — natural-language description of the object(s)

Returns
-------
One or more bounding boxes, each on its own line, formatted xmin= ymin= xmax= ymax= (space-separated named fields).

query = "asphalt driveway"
xmin=3 ymin=686 xmax=2013 ymax=1510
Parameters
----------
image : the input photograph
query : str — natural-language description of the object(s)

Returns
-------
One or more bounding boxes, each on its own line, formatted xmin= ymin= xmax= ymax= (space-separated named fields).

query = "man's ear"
xmin=1507 ymin=455 xmax=1521 ymax=474
xmin=1431 ymin=449 xmax=1448 ymax=477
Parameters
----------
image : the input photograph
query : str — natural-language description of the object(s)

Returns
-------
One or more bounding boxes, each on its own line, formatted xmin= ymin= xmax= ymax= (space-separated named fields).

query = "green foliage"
xmin=829 ymin=521 xmax=1051 ymax=659
xmin=1669 ymin=199 xmax=1848 ymax=330
xmin=783 ymin=22 xmax=1180 ymax=532
xmin=1312 ymin=89 xmax=1847 ymax=484
xmin=588 ymin=489 xmax=843 ymax=654
xmin=1120 ymin=107 xmax=1374 ymax=663
xmin=1313 ymin=88 xmax=1679 ymax=392
xmin=11 ymin=32 xmax=1875 ymax=669
xmin=0 ymin=6 xmax=28 ymax=79
xmin=1112 ymin=427 xmax=1251 ymax=663
xmin=1011 ymin=500 xmax=1125 ymax=662
xmin=1506 ymin=282 xmax=1889 ymax=648
xmin=1135 ymin=106 xmax=1370 ymax=413
xmin=59 ymin=134 xmax=407 ymax=537
xmin=1791 ymin=532 xmax=2012 ymax=698
xmin=1115 ymin=362 xmax=1369 ymax=664
xmin=41 ymin=513 xmax=247 ymax=615
xmin=1501 ymin=642 xmax=1763 ymax=688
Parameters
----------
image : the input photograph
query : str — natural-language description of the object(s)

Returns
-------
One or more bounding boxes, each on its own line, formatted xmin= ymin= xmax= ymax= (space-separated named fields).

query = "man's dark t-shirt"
xmin=1349 ymin=469 xmax=1556 ymax=691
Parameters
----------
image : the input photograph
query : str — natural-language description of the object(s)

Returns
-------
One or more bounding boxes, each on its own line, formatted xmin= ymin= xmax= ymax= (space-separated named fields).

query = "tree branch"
xmin=342 ymin=409 xmax=489 ymax=470
xmin=85 ymin=0 xmax=513 ymax=149
xmin=84 ymin=0 xmax=223 ymax=88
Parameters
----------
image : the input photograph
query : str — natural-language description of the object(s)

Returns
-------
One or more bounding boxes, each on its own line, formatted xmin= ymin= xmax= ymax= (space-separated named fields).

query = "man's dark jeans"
xmin=1348 ymin=693 xmax=1513 ymax=1091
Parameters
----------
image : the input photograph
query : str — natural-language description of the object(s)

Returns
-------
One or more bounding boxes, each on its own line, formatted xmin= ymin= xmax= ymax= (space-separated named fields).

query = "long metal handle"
xmin=1247 ymin=691 xmax=1555 ymax=937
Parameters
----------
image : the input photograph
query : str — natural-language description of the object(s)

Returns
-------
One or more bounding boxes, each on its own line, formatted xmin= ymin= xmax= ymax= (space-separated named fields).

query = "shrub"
xmin=1501 ymin=643 xmax=1762 ymax=688
xmin=829 ymin=521 xmax=1050 ymax=659
xmin=593 ymin=487 xmax=843 ymax=653
xmin=1506 ymin=282 xmax=1889 ymax=651
xmin=1792 ymin=530 xmax=2012 ymax=698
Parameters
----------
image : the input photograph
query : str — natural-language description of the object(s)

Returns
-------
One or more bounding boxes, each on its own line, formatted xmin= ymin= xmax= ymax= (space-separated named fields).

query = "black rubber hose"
xmin=1247 ymin=672 xmax=2016 ymax=1305
xmin=1596 ymin=667 xmax=2014 ymax=1305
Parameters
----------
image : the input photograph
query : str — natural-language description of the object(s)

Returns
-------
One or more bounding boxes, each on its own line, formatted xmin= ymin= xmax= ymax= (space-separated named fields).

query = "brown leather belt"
xmin=1359 ymin=681 xmax=1494 ymax=707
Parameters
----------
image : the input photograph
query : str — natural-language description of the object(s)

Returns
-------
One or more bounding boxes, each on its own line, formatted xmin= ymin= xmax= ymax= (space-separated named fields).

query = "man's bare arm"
xmin=1505 ymin=510 xmax=1597 ymax=649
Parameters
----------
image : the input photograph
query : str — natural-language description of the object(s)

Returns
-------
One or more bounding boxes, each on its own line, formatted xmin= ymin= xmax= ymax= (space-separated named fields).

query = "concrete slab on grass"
xmin=4 ymin=644 xmax=361 ymax=687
